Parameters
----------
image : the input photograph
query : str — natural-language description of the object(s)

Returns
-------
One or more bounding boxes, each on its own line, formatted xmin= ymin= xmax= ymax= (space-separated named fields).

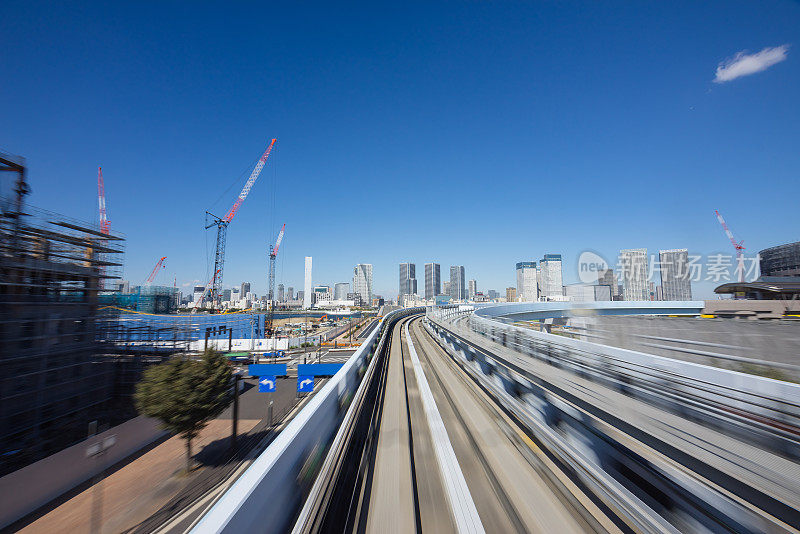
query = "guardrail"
xmin=426 ymin=303 xmax=800 ymax=533
xmin=190 ymin=307 xmax=423 ymax=534
xmin=459 ymin=306 xmax=800 ymax=457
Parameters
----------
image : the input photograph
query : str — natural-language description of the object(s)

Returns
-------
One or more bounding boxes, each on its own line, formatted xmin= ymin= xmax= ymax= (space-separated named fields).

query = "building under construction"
xmin=0 ymin=153 xmax=132 ymax=474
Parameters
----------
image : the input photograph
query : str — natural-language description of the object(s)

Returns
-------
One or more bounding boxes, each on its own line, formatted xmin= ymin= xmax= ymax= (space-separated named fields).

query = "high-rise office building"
xmin=277 ymin=284 xmax=285 ymax=302
xmin=659 ymin=249 xmax=692 ymax=300
xmin=240 ymin=282 xmax=251 ymax=299
xmin=449 ymin=265 xmax=466 ymax=300
xmin=620 ymin=248 xmax=649 ymax=301
xmin=287 ymin=286 xmax=294 ymax=300
xmin=538 ymin=254 xmax=563 ymax=299
xmin=314 ymin=285 xmax=332 ymax=302
xmin=334 ymin=282 xmax=350 ymax=300
xmin=468 ymin=279 xmax=477 ymax=300
xmin=515 ymin=261 xmax=538 ymax=302
xmin=506 ymin=287 xmax=517 ymax=302
xmin=425 ymin=262 xmax=441 ymax=299
xmin=222 ymin=288 xmax=231 ymax=302
xmin=399 ymin=263 xmax=417 ymax=298
xmin=442 ymin=281 xmax=451 ymax=296
xmin=193 ymin=285 xmax=205 ymax=303
xmin=353 ymin=263 xmax=373 ymax=306
xmin=303 ymin=257 xmax=312 ymax=309
xmin=597 ymin=268 xmax=618 ymax=299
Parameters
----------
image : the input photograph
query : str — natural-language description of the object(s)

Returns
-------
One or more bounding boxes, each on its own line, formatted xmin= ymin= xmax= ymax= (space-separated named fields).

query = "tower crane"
xmin=265 ymin=223 xmax=285 ymax=337
xmin=206 ymin=138 xmax=277 ymax=310
xmin=96 ymin=167 xmax=111 ymax=291
xmin=145 ymin=256 xmax=167 ymax=284
xmin=714 ymin=210 xmax=746 ymax=283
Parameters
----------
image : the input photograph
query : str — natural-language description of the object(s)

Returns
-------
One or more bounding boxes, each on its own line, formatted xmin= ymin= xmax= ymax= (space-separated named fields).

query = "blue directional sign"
xmin=248 ymin=363 xmax=287 ymax=377
xmin=258 ymin=376 xmax=276 ymax=392
xmin=297 ymin=375 xmax=314 ymax=393
xmin=297 ymin=363 xmax=344 ymax=377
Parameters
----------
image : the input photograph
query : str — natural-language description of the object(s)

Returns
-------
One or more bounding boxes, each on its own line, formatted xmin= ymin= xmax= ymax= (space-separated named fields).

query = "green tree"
xmin=135 ymin=349 xmax=232 ymax=472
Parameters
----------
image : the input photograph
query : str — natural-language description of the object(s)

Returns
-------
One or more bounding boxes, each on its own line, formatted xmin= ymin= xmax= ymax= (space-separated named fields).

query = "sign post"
xmin=231 ymin=373 xmax=240 ymax=452
xmin=249 ymin=364 xmax=284 ymax=430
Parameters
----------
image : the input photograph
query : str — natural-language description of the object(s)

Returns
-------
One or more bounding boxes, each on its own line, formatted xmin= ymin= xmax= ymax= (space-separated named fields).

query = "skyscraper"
xmin=538 ymin=254 xmax=563 ymax=299
xmin=449 ymin=265 xmax=465 ymax=300
xmin=240 ymin=282 xmax=251 ymax=299
xmin=620 ymin=248 xmax=648 ymax=301
xmin=287 ymin=286 xmax=294 ymax=301
xmin=659 ymin=249 xmax=692 ymax=300
xmin=468 ymin=279 xmax=477 ymax=300
xmin=334 ymin=282 xmax=350 ymax=300
xmin=303 ymin=257 xmax=312 ymax=309
xmin=506 ymin=287 xmax=517 ymax=302
xmin=277 ymin=284 xmax=285 ymax=302
xmin=424 ymin=262 xmax=441 ymax=299
xmin=597 ymin=268 xmax=619 ymax=300
xmin=399 ymin=263 xmax=417 ymax=298
xmin=353 ymin=263 xmax=373 ymax=306
xmin=515 ymin=261 xmax=538 ymax=301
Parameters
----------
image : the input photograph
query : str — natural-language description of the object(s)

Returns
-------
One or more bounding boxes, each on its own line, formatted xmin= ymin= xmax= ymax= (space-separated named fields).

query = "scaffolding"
xmin=0 ymin=152 xmax=127 ymax=474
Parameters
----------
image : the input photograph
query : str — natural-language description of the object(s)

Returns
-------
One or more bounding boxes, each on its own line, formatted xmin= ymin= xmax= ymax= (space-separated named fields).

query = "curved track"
xmin=358 ymin=316 xmax=618 ymax=533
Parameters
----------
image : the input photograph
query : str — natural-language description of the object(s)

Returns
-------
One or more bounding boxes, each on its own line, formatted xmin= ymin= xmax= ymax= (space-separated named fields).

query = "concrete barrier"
xmin=191 ymin=308 xmax=422 ymax=534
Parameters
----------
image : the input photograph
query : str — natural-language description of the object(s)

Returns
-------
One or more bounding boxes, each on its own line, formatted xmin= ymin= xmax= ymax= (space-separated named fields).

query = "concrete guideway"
xmin=407 ymin=318 xmax=610 ymax=534
xmin=361 ymin=315 xmax=608 ymax=533
xmin=363 ymin=319 xmax=416 ymax=532
xmin=403 ymin=320 xmax=484 ymax=534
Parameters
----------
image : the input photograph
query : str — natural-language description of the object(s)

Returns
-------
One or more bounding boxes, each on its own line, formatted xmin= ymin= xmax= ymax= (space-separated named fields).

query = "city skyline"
xmin=3 ymin=2 xmax=797 ymax=300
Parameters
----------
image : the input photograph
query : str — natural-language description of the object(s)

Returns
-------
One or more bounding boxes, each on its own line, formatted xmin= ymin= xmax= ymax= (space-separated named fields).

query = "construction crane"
xmin=265 ymin=223 xmax=285 ymax=337
xmin=97 ymin=167 xmax=110 ymax=235
xmin=193 ymin=269 xmax=221 ymax=312
xmin=206 ymin=138 xmax=277 ymax=311
xmin=715 ymin=210 xmax=746 ymax=283
xmin=145 ymin=256 xmax=167 ymax=284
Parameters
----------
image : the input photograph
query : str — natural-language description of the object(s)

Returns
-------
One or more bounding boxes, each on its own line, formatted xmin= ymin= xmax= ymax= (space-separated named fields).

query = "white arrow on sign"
xmin=299 ymin=378 xmax=313 ymax=389
xmin=260 ymin=378 xmax=275 ymax=389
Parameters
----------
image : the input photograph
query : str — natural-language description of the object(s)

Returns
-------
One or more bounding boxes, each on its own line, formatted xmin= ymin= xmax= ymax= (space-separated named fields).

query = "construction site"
xmin=0 ymin=139 xmax=301 ymax=475
xmin=0 ymin=152 xmax=130 ymax=474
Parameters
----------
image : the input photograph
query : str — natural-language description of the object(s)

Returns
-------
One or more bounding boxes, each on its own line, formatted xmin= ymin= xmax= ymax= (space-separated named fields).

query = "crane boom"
xmin=273 ymin=223 xmax=286 ymax=255
xmin=715 ymin=210 xmax=744 ymax=251
xmin=98 ymin=167 xmax=110 ymax=235
xmin=224 ymin=138 xmax=277 ymax=223
xmin=146 ymin=256 xmax=167 ymax=284
xmin=206 ymin=138 xmax=277 ymax=311
xmin=714 ymin=210 xmax=746 ymax=283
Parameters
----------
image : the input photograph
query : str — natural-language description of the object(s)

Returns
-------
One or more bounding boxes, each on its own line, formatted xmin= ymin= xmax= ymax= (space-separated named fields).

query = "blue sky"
xmin=2 ymin=1 xmax=798 ymax=299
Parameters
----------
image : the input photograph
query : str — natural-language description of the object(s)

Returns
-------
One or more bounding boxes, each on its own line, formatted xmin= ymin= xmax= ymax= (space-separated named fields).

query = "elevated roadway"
xmin=296 ymin=315 xmax=618 ymax=533
xmin=190 ymin=304 xmax=800 ymax=534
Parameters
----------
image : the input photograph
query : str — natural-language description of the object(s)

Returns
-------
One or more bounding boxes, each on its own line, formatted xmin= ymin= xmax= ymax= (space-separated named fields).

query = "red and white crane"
xmin=206 ymin=138 xmax=277 ymax=310
xmin=145 ymin=256 xmax=167 ymax=284
xmin=715 ymin=210 xmax=746 ymax=283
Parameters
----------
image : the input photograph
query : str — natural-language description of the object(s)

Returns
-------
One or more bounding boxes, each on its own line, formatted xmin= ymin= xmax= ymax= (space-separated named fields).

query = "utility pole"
xmin=231 ymin=374 xmax=240 ymax=453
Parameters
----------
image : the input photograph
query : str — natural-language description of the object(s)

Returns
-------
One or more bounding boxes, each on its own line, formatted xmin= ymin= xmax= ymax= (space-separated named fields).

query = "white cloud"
xmin=714 ymin=44 xmax=789 ymax=83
